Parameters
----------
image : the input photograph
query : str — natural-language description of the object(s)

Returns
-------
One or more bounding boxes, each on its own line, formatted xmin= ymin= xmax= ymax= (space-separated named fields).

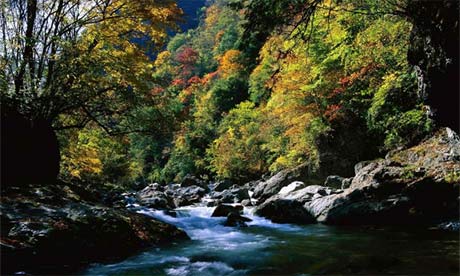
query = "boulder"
xmin=253 ymin=182 xmax=342 ymax=223
xmin=210 ymin=186 xmax=250 ymax=203
xmin=278 ymin=181 xmax=306 ymax=196
xmin=224 ymin=213 xmax=252 ymax=227
xmin=254 ymin=198 xmax=316 ymax=224
xmin=211 ymin=204 xmax=243 ymax=217
xmin=252 ymin=163 xmax=312 ymax=201
xmin=136 ymin=185 xmax=171 ymax=209
xmin=181 ymin=175 xmax=207 ymax=190
xmin=213 ymin=180 xmax=233 ymax=192
xmin=436 ymin=221 xmax=460 ymax=232
xmin=305 ymin=128 xmax=460 ymax=225
xmin=171 ymin=185 xmax=206 ymax=207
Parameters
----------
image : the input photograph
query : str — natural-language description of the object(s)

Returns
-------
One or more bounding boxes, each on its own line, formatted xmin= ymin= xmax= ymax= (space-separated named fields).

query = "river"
xmin=82 ymin=203 xmax=459 ymax=276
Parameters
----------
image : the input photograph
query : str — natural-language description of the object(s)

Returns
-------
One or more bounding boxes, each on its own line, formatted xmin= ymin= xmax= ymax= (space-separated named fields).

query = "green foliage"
xmin=60 ymin=126 xmax=132 ymax=186
xmin=207 ymin=102 xmax=267 ymax=181
xmin=367 ymin=73 xmax=432 ymax=149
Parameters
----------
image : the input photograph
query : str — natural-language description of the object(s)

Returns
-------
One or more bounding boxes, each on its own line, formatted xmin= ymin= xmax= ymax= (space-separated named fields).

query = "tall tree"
xmin=0 ymin=0 xmax=182 ymax=186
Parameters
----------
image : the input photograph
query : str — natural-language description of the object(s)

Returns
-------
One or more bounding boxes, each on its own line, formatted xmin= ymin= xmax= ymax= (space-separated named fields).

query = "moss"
xmin=444 ymin=171 xmax=460 ymax=184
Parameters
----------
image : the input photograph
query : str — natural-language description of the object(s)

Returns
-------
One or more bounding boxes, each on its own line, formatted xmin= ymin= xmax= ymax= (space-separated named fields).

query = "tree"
xmin=0 ymin=0 xmax=181 ymax=186
xmin=239 ymin=0 xmax=459 ymax=132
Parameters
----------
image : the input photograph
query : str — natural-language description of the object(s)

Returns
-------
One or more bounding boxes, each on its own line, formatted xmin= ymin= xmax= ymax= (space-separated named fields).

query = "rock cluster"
xmin=1 ymin=183 xmax=188 ymax=275
xmin=251 ymin=128 xmax=459 ymax=226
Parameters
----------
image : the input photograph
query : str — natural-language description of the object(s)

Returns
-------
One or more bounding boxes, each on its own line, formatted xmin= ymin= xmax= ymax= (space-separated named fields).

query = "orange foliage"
xmin=218 ymin=50 xmax=244 ymax=77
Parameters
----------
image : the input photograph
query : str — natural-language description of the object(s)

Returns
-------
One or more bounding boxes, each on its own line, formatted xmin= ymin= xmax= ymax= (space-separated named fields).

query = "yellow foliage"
xmin=218 ymin=50 xmax=244 ymax=77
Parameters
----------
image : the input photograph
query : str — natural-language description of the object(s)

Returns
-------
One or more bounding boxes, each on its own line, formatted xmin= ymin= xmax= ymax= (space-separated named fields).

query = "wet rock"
xmin=211 ymin=204 xmax=243 ymax=217
xmin=205 ymin=199 xmax=221 ymax=207
xmin=164 ymin=210 xmax=178 ymax=218
xmin=255 ymin=198 xmax=316 ymax=224
xmin=436 ymin=220 xmax=460 ymax=231
xmin=224 ymin=213 xmax=252 ymax=227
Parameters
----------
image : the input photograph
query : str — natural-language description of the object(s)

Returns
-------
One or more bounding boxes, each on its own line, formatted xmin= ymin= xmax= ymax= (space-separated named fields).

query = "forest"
xmin=1 ymin=0 xmax=459 ymax=275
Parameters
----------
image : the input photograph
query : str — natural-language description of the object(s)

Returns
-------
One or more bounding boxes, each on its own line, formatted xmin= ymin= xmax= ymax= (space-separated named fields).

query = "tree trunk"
xmin=1 ymin=105 xmax=60 ymax=187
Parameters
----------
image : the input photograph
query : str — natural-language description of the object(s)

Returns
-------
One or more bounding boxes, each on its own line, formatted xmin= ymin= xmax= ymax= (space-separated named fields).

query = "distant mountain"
xmin=177 ymin=0 xmax=207 ymax=32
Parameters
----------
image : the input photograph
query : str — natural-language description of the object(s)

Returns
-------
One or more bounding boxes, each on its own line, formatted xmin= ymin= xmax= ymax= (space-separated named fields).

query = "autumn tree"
xmin=0 ymin=0 xmax=181 ymax=186
xmin=240 ymin=0 xmax=459 ymax=132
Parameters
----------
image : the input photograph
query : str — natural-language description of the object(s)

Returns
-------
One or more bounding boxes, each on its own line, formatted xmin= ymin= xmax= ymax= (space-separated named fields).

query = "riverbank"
xmin=0 ymin=182 xmax=189 ymax=275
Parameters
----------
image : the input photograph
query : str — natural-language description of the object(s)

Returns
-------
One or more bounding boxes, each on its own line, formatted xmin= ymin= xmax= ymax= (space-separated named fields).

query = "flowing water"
xmin=83 ymin=205 xmax=459 ymax=276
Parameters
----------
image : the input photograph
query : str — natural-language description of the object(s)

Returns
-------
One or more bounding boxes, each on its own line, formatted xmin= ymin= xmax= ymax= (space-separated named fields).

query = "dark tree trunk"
xmin=1 ymin=105 xmax=60 ymax=187
xmin=407 ymin=0 xmax=459 ymax=132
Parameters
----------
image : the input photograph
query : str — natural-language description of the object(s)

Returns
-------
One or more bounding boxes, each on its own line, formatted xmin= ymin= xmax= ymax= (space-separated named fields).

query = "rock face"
xmin=306 ymin=128 xmax=460 ymax=225
xmin=1 ymin=183 xmax=189 ymax=275
xmin=253 ymin=128 xmax=459 ymax=226
xmin=407 ymin=0 xmax=459 ymax=132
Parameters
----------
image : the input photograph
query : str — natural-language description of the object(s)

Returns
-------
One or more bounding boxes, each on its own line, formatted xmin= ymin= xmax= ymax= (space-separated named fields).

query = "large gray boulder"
xmin=254 ymin=180 xmax=342 ymax=224
xmin=136 ymin=184 xmax=172 ymax=209
xmin=252 ymin=163 xmax=314 ymax=201
xmin=278 ymin=181 xmax=306 ymax=196
xmin=181 ymin=175 xmax=208 ymax=190
xmin=172 ymin=185 xmax=207 ymax=207
xmin=255 ymin=198 xmax=316 ymax=224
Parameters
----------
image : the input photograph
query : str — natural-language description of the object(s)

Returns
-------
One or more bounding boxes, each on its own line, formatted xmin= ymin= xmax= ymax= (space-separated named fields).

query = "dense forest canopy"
xmin=1 ymin=0 xmax=458 ymax=187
